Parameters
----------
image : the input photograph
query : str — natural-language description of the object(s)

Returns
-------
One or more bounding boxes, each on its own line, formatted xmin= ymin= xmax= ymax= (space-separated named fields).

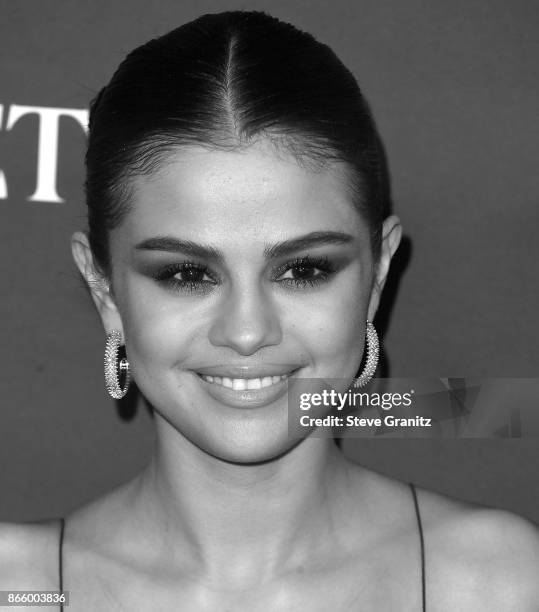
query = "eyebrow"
xmin=134 ymin=231 xmax=356 ymax=261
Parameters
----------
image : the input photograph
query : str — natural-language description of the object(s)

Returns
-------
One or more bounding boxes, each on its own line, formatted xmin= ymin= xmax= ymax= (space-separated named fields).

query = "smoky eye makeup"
xmin=148 ymin=256 xmax=350 ymax=295
xmin=132 ymin=238 xmax=360 ymax=296
xmin=271 ymin=254 xmax=338 ymax=289
xmin=153 ymin=261 xmax=220 ymax=293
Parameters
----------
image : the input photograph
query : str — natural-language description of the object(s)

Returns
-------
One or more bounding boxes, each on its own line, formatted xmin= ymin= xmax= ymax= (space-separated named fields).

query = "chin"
xmin=188 ymin=420 xmax=305 ymax=466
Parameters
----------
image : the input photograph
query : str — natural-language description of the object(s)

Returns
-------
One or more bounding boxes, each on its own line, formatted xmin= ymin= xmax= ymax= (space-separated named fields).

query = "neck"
xmin=130 ymin=414 xmax=360 ymax=587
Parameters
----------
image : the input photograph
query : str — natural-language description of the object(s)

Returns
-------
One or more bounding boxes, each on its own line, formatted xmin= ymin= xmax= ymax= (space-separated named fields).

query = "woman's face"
xmin=87 ymin=140 xmax=395 ymax=463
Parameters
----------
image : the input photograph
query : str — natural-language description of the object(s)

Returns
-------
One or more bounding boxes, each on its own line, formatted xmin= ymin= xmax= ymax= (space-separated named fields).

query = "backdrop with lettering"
xmin=1 ymin=0 xmax=537 ymax=522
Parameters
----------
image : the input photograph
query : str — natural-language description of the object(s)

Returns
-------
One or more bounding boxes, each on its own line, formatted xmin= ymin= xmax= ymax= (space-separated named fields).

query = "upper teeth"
xmin=200 ymin=375 xmax=288 ymax=390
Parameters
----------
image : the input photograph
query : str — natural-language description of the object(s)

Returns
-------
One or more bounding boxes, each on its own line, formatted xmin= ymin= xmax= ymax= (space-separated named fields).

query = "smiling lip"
xmin=192 ymin=364 xmax=303 ymax=409
xmin=193 ymin=364 xmax=303 ymax=378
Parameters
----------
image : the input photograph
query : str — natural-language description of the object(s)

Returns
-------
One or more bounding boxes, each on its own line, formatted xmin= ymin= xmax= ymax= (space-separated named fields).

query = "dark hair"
xmin=86 ymin=10 xmax=389 ymax=278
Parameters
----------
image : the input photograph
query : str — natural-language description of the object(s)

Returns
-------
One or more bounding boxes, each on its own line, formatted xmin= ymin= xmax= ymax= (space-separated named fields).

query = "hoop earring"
xmin=353 ymin=320 xmax=379 ymax=388
xmin=104 ymin=330 xmax=131 ymax=399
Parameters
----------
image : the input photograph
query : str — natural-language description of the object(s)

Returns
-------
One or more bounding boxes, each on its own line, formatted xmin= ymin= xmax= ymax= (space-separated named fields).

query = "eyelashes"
xmin=273 ymin=255 xmax=334 ymax=288
xmin=153 ymin=255 xmax=337 ymax=294
xmin=153 ymin=262 xmax=216 ymax=294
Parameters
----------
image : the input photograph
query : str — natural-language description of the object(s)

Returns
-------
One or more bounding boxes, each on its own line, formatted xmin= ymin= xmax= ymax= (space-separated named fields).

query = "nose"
xmin=208 ymin=281 xmax=283 ymax=356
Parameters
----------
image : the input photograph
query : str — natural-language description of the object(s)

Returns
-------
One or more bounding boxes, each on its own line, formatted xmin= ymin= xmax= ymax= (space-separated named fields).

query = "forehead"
xmin=122 ymin=141 xmax=367 ymax=245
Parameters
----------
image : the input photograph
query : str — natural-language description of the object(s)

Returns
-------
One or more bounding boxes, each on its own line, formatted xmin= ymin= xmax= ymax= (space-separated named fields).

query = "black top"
xmin=57 ymin=482 xmax=426 ymax=611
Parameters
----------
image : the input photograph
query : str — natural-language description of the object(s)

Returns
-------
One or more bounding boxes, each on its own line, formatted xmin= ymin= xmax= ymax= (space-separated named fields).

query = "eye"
xmin=154 ymin=262 xmax=217 ymax=293
xmin=280 ymin=264 xmax=324 ymax=281
xmin=275 ymin=256 xmax=335 ymax=289
xmin=172 ymin=264 xmax=213 ymax=284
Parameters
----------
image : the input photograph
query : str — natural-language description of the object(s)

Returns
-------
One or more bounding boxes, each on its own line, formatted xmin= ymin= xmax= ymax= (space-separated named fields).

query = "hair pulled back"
xmin=86 ymin=10 xmax=389 ymax=278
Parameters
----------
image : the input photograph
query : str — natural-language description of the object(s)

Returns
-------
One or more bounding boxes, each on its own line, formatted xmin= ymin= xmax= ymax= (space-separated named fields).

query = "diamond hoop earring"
xmin=104 ymin=330 xmax=131 ymax=399
xmin=353 ymin=320 xmax=379 ymax=388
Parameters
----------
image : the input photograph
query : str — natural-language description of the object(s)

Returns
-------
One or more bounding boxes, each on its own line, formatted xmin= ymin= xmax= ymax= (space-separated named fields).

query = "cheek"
xmin=118 ymin=282 xmax=198 ymax=375
xmin=286 ymin=279 xmax=368 ymax=375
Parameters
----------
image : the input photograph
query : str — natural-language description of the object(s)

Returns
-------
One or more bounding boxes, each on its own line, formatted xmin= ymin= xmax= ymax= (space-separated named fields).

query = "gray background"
xmin=0 ymin=0 xmax=537 ymax=522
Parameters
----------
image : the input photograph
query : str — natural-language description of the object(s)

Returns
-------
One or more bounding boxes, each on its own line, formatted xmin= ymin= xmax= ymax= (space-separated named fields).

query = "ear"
xmin=367 ymin=215 xmax=402 ymax=321
xmin=71 ymin=231 xmax=124 ymax=337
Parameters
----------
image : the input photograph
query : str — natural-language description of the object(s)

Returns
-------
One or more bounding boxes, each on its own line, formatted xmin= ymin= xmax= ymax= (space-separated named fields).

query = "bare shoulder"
xmin=348 ymin=467 xmax=539 ymax=609
xmin=415 ymin=486 xmax=539 ymax=611
xmin=0 ymin=520 xmax=61 ymax=589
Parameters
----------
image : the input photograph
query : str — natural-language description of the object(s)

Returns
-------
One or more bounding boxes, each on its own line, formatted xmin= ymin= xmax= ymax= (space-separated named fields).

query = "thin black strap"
xmin=409 ymin=483 xmax=426 ymax=612
xmin=58 ymin=517 xmax=65 ymax=612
